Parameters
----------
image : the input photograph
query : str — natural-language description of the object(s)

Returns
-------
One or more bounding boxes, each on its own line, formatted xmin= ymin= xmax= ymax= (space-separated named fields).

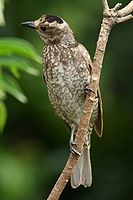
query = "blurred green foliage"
xmin=0 ymin=0 xmax=133 ymax=200
xmin=0 ymin=37 xmax=41 ymax=132
xmin=0 ymin=0 xmax=6 ymax=26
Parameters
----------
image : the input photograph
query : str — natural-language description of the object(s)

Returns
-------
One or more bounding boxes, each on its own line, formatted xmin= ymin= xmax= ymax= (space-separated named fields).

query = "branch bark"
xmin=118 ymin=1 xmax=133 ymax=17
xmin=47 ymin=1 xmax=133 ymax=200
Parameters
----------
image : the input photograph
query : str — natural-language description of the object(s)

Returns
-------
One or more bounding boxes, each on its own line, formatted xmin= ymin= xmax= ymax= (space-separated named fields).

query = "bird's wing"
xmin=77 ymin=43 xmax=92 ymax=74
xmin=77 ymin=43 xmax=103 ymax=137
xmin=94 ymin=88 xmax=103 ymax=137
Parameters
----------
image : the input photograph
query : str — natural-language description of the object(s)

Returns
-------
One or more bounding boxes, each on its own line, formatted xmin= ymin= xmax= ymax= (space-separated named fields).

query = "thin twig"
xmin=118 ymin=0 xmax=133 ymax=17
xmin=102 ymin=0 xmax=109 ymax=11
xmin=117 ymin=14 xmax=133 ymax=23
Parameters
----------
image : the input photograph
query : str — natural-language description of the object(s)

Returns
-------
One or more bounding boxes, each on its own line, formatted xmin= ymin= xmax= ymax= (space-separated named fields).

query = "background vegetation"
xmin=0 ymin=0 xmax=133 ymax=199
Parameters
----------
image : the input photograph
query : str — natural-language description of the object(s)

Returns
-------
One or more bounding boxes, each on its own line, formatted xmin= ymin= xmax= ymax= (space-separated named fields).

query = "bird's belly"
xmin=48 ymin=81 xmax=84 ymax=125
xmin=45 ymin=66 xmax=87 ymax=125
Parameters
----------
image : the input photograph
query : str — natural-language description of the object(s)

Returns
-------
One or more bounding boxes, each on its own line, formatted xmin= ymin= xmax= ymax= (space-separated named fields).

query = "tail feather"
xmin=70 ymin=141 xmax=92 ymax=188
xmin=82 ymin=145 xmax=92 ymax=187
xmin=70 ymin=154 xmax=83 ymax=188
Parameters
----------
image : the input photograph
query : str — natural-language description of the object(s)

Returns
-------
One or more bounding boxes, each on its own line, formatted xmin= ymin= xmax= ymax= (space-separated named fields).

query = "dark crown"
xmin=45 ymin=15 xmax=63 ymax=24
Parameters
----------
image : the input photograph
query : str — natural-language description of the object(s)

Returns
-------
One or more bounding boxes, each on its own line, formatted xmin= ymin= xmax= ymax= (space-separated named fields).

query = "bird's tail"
xmin=70 ymin=90 xmax=103 ymax=188
xmin=70 ymin=136 xmax=92 ymax=188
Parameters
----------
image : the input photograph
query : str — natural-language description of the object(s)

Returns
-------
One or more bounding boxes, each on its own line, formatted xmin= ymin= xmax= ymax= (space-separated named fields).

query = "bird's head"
xmin=21 ymin=14 xmax=75 ymax=45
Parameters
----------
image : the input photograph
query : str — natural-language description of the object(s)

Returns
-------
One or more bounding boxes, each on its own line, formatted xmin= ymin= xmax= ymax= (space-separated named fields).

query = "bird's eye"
xmin=40 ymin=26 xmax=46 ymax=31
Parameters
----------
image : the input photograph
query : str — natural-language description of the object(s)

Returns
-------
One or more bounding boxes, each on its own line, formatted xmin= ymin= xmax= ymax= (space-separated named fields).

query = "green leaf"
xmin=10 ymin=67 xmax=21 ymax=79
xmin=0 ymin=73 xmax=6 ymax=100
xmin=0 ymin=101 xmax=7 ymax=133
xmin=0 ymin=75 xmax=28 ymax=103
xmin=0 ymin=56 xmax=40 ymax=78
xmin=0 ymin=37 xmax=42 ymax=63
xmin=0 ymin=0 xmax=6 ymax=27
xmin=0 ymin=88 xmax=6 ymax=100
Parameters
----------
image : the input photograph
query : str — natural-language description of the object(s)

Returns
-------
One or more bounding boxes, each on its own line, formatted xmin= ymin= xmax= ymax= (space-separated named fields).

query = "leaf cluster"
xmin=0 ymin=37 xmax=41 ymax=133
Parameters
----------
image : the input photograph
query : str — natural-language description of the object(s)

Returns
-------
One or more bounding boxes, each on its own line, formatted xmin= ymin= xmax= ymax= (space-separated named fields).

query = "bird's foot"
xmin=69 ymin=140 xmax=81 ymax=156
xmin=69 ymin=125 xmax=82 ymax=155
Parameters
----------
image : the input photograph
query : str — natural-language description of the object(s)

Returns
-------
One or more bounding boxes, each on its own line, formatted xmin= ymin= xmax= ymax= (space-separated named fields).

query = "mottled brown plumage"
xmin=21 ymin=14 xmax=103 ymax=188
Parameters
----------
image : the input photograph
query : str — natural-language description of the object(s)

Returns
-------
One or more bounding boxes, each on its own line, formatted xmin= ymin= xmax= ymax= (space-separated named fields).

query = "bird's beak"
xmin=21 ymin=21 xmax=35 ymax=29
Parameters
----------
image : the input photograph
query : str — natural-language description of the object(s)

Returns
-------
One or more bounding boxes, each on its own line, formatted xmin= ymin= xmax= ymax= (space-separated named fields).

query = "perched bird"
xmin=21 ymin=14 xmax=103 ymax=188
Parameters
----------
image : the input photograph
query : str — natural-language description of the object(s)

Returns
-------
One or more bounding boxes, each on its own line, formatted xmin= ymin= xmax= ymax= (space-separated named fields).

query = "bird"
xmin=21 ymin=14 xmax=103 ymax=188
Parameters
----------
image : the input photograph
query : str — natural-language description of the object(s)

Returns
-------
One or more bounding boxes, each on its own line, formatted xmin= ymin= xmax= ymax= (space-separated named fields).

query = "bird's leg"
xmin=69 ymin=125 xmax=81 ymax=156
xmin=69 ymin=126 xmax=76 ymax=145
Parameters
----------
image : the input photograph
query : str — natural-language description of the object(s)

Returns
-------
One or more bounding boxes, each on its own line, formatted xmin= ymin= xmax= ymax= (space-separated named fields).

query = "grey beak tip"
xmin=21 ymin=21 xmax=35 ymax=29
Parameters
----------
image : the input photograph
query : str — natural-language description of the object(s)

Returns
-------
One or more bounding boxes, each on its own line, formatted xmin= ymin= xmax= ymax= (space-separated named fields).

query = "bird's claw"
xmin=69 ymin=141 xmax=81 ymax=156
xmin=69 ymin=125 xmax=81 ymax=155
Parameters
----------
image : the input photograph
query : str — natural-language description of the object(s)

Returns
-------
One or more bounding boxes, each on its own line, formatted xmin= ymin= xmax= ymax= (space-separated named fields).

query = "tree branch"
xmin=47 ymin=1 xmax=133 ymax=199
xmin=117 ymin=14 xmax=133 ymax=23
xmin=102 ymin=0 xmax=109 ymax=11
xmin=118 ymin=1 xmax=133 ymax=17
